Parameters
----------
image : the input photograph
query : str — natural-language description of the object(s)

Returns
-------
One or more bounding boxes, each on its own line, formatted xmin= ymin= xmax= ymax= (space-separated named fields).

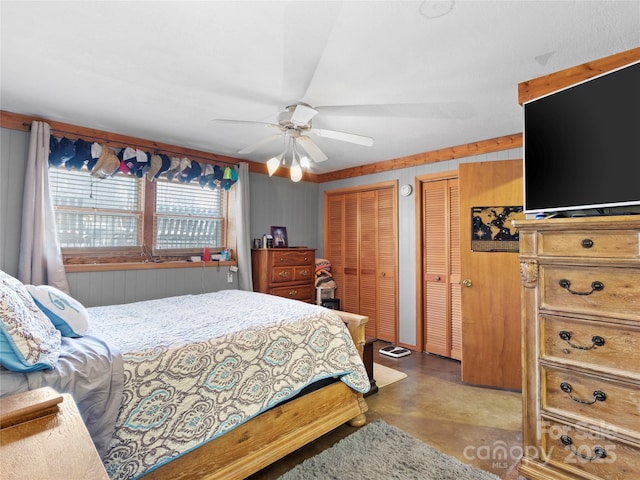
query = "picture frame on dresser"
xmin=271 ymin=226 xmax=288 ymax=247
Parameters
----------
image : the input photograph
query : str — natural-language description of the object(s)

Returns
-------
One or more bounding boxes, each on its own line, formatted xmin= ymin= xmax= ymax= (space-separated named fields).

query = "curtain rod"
xmin=23 ymin=121 xmax=241 ymax=167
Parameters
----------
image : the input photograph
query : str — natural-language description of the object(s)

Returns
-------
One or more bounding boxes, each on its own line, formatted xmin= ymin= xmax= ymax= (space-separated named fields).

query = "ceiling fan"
xmin=215 ymin=103 xmax=374 ymax=169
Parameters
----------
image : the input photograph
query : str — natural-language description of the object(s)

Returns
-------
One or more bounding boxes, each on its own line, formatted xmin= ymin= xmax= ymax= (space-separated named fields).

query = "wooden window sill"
xmin=64 ymin=260 xmax=237 ymax=273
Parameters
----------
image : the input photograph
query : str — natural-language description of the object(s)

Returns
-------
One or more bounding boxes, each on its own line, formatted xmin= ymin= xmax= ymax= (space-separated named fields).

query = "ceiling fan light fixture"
xmin=299 ymin=154 xmax=311 ymax=169
xmin=266 ymin=154 xmax=283 ymax=176
xmin=290 ymin=156 xmax=303 ymax=182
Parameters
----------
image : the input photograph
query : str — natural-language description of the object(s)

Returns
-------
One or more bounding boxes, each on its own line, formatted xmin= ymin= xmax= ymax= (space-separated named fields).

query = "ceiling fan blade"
xmin=297 ymin=136 xmax=328 ymax=162
xmin=281 ymin=2 xmax=342 ymax=103
xmin=238 ymin=134 xmax=282 ymax=154
xmin=213 ymin=119 xmax=280 ymax=129
xmin=290 ymin=104 xmax=318 ymax=126
xmin=315 ymin=102 xmax=473 ymax=119
xmin=309 ymin=128 xmax=374 ymax=147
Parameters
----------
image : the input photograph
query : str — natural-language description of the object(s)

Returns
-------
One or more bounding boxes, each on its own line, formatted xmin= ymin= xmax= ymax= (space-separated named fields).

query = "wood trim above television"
xmin=518 ymin=46 xmax=640 ymax=104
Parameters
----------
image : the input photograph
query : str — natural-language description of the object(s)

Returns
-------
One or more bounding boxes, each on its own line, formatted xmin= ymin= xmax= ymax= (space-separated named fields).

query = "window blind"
xmin=154 ymin=179 xmax=225 ymax=251
xmin=50 ymin=168 xmax=142 ymax=248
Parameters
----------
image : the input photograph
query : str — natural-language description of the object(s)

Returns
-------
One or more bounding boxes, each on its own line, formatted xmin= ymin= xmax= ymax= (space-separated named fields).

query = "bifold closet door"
xmin=359 ymin=188 xmax=397 ymax=342
xmin=324 ymin=185 xmax=397 ymax=343
xmin=422 ymin=177 xmax=461 ymax=359
xmin=373 ymin=188 xmax=397 ymax=342
xmin=342 ymin=192 xmax=360 ymax=314
xmin=359 ymin=190 xmax=378 ymax=339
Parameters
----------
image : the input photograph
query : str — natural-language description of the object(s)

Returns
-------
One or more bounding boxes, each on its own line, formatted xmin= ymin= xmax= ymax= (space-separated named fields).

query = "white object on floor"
xmin=373 ymin=362 xmax=408 ymax=388
xmin=379 ymin=345 xmax=411 ymax=358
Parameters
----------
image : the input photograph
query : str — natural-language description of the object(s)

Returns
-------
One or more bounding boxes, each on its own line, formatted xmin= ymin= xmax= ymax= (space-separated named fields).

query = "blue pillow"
xmin=0 ymin=272 xmax=61 ymax=372
xmin=26 ymin=285 xmax=89 ymax=338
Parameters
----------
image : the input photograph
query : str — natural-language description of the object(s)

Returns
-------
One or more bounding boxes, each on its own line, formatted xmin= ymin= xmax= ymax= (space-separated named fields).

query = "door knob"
xmin=462 ymin=279 xmax=472 ymax=287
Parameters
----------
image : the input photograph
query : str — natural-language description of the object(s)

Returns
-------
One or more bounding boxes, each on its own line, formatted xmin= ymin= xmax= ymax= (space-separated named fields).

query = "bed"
xmin=0 ymin=280 xmax=369 ymax=480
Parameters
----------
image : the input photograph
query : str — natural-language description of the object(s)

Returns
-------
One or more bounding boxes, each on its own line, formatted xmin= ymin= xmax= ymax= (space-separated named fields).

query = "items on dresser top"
xmin=516 ymin=216 xmax=640 ymax=480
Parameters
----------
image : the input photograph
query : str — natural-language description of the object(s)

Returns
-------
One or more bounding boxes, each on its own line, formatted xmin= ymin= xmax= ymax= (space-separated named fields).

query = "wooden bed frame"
xmin=0 ymin=310 xmax=368 ymax=479
xmin=142 ymin=310 xmax=369 ymax=480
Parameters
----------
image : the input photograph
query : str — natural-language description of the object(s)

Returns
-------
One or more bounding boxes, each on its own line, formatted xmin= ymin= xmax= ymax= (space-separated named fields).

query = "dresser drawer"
xmin=540 ymin=417 xmax=639 ymax=479
xmin=270 ymin=250 xmax=313 ymax=267
xmin=270 ymin=284 xmax=314 ymax=302
xmin=541 ymin=315 xmax=640 ymax=376
xmin=542 ymin=365 xmax=640 ymax=438
xmin=540 ymin=265 xmax=640 ymax=320
xmin=270 ymin=266 xmax=313 ymax=284
xmin=538 ymin=230 xmax=640 ymax=258
xmin=293 ymin=265 xmax=313 ymax=282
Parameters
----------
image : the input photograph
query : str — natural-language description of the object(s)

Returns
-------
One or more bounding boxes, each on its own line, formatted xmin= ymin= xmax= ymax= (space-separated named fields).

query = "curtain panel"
xmin=18 ymin=121 xmax=69 ymax=292
xmin=235 ymin=162 xmax=253 ymax=291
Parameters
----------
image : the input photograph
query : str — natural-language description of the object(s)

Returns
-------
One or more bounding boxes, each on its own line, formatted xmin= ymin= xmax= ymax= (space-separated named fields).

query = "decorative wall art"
xmin=471 ymin=206 xmax=524 ymax=252
xmin=271 ymin=226 xmax=288 ymax=247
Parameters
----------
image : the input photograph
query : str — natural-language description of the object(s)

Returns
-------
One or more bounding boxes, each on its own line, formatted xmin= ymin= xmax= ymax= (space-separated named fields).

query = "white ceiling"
xmin=1 ymin=1 xmax=639 ymax=174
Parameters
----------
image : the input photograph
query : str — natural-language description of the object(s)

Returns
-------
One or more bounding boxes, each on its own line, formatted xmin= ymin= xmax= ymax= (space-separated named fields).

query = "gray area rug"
xmin=277 ymin=420 xmax=500 ymax=480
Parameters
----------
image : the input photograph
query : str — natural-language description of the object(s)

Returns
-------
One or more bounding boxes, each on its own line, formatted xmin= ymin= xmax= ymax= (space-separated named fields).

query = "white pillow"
xmin=0 ymin=271 xmax=61 ymax=372
xmin=26 ymin=285 xmax=89 ymax=338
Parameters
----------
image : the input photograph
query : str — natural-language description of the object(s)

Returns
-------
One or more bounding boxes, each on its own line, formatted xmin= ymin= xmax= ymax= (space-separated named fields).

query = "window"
xmin=50 ymin=168 xmax=142 ymax=249
xmin=50 ymin=164 xmax=230 ymax=263
xmin=154 ymin=179 xmax=226 ymax=252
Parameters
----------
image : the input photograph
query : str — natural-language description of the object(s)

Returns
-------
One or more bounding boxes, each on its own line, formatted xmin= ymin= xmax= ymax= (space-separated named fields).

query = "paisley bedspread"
xmin=87 ymin=289 xmax=369 ymax=480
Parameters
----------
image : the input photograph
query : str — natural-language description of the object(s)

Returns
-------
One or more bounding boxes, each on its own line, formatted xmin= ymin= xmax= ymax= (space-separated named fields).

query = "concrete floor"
xmin=249 ymin=341 xmax=524 ymax=479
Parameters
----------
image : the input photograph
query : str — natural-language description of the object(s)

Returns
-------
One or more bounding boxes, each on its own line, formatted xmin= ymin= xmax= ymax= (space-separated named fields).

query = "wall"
xmin=249 ymin=172 xmax=319 ymax=249
xmin=316 ymin=148 xmax=523 ymax=348
xmin=0 ymin=128 xmax=28 ymax=277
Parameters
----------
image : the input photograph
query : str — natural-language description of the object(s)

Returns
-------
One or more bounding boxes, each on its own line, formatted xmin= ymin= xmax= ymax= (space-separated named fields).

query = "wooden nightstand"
xmin=0 ymin=387 xmax=109 ymax=480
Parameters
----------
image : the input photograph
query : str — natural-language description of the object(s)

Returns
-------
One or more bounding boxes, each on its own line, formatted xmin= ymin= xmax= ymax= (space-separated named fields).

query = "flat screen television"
xmin=523 ymin=61 xmax=640 ymax=215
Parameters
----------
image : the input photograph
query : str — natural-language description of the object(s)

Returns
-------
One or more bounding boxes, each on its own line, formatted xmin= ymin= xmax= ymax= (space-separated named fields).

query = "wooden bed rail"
xmin=335 ymin=310 xmax=369 ymax=359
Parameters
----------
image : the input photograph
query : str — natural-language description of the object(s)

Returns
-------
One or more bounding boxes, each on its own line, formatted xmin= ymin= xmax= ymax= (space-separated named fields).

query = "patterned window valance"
xmin=48 ymin=136 xmax=238 ymax=190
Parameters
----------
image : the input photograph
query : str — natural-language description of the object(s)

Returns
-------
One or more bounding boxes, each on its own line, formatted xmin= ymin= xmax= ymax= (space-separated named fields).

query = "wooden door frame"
xmin=414 ymin=170 xmax=458 ymax=353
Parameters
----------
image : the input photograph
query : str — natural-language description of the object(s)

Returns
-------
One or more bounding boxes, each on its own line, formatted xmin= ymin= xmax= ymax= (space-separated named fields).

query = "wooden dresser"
xmin=515 ymin=216 xmax=640 ymax=480
xmin=251 ymin=248 xmax=315 ymax=303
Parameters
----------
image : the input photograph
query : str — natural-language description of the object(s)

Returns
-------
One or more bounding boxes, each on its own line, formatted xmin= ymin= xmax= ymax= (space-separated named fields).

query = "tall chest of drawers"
xmin=515 ymin=216 xmax=640 ymax=480
xmin=251 ymin=248 xmax=315 ymax=303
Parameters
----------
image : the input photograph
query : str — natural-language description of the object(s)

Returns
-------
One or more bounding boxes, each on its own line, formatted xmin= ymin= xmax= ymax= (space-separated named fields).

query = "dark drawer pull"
xmin=560 ymin=435 xmax=607 ymax=461
xmin=581 ymin=238 xmax=594 ymax=248
xmin=560 ymin=382 xmax=606 ymax=404
xmin=559 ymin=279 xmax=604 ymax=296
xmin=558 ymin=331 xmax=605 ymax=350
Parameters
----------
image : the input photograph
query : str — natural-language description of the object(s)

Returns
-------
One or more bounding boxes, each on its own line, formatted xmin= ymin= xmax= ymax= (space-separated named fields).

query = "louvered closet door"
xmin=448 ymin=180 xmax=461 ymax=360
xmin=359 ymin=191 xmax=378 ymax=339
xmin=422 ymin=178 xmax=461 ymax=359
xmin=342 ymin=192 xmax=360 ymax=314
xmin=326 ymin=194 xmax=345 ymax=302
xmin=324 ymin=184 xmax=398 ymax=342
xmin=376 ymin=187 xmax=397 ymax=343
